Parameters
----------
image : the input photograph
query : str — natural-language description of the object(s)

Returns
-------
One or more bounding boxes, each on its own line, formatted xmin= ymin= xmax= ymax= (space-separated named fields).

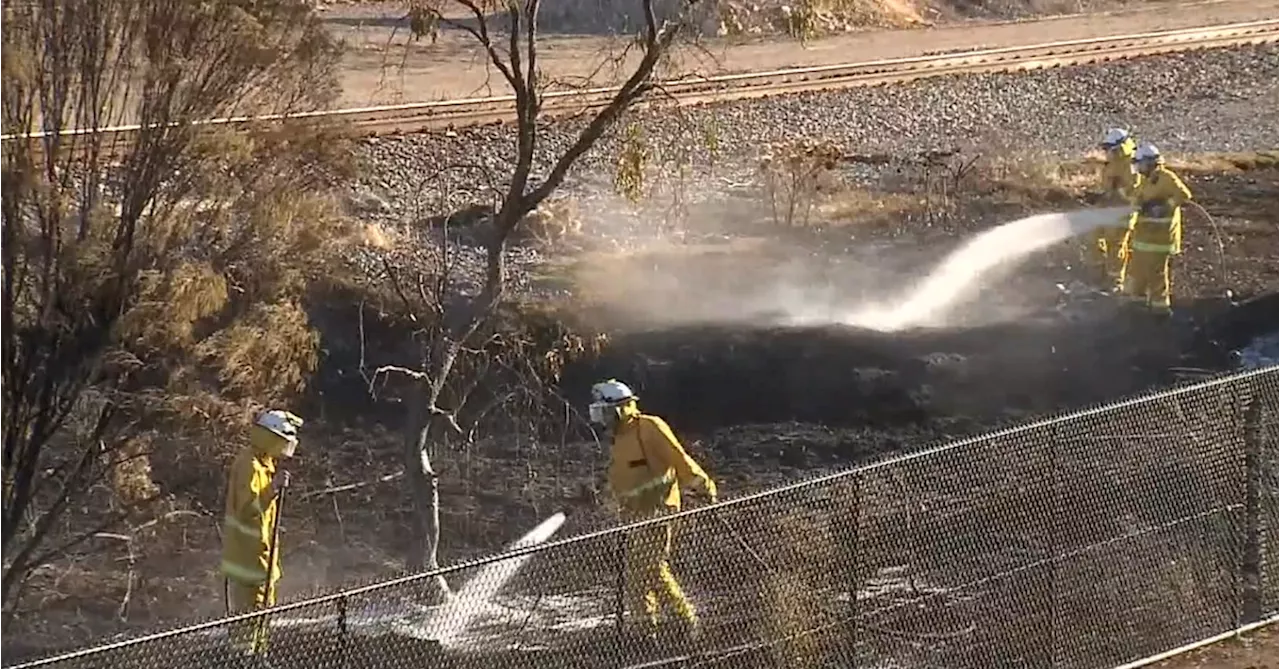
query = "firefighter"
xmin=1094 ymin=128 xmax=1140 ymax=288
xmin=221 ymin=409 xmax=303 ymax=658
xmin=1118 ymin=144 xmax=1194 ymax=315
xmin=590 ymin=379 xmax=717 ymax=639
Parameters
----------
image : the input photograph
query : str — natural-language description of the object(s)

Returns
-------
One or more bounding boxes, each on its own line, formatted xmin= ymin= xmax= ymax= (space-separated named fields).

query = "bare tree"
xmin=378 ymin=0 xmax=703 ymax=596
xmin=1 ymin=0 xmax=344 ymax=616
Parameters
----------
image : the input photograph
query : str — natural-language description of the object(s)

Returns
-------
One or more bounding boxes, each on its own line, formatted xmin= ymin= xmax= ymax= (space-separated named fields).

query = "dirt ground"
xmin=326 ymin=0 xmax=1278 ymax=105
xmin=5 ymin=142 xmax=1276 ymax=666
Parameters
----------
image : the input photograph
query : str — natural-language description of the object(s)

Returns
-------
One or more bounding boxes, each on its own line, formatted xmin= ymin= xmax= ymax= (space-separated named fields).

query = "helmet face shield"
xmin=250 ymin=424 xmax=298 ymax=458
xmin=588 ymin=402 xmax=609 ymax=425
xmin=590 ymin=379 xmax=636 ymax=429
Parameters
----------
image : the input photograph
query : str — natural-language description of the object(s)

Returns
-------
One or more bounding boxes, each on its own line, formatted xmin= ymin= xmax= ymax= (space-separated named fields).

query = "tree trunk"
xmin=406 ymin=417 xmax=451 ymax=602
xmin=390 ymin=0 xmax=693 ymax=605
xmin=402 ymin=334 xmax=467 ymax=602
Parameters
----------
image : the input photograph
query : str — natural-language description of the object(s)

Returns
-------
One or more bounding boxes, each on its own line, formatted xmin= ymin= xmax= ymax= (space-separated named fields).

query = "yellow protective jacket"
xmin=221 ymin=446 xmax=281 ymax=588
xmin=1124 ymin=165 xmax=1194 ymax=255
xmin=607 ymin=411 xmax=714 ymax=513
xmin=1100 ymin=140 xmax=1138 ymax=202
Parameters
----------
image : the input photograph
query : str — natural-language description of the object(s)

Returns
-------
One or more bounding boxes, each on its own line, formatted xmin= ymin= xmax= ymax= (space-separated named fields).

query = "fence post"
xmin=1240 ymin=379 xmax=1263 ymax=624
xmin=1047 ymin=426 xmax=1060 ymax=669
xmin=615 ymin=529 xmax=627 ymax=638
xmin=333 ymin=593 xmax=349 ymax=667
xmin=338 ymin=594 xmax=348 ymax=636
xmin=848 ymin=471 xmax=861 ymax=663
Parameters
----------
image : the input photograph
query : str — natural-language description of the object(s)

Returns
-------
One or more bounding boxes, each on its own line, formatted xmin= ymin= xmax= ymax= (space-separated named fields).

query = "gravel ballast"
xmin=347 ymin=44 xmax=1279 ymax=296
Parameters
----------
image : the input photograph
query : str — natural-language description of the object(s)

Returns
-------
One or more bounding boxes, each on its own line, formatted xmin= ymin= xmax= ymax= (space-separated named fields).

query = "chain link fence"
xmin=11 ymin=366 xmax=1278 ymax=669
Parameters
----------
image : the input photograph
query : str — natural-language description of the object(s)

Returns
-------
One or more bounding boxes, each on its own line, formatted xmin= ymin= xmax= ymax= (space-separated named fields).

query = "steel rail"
xmin=3 ymin=18 xmax=1275 ymax=145
xmin=346 ymin=18 xmax=1279 ymax=132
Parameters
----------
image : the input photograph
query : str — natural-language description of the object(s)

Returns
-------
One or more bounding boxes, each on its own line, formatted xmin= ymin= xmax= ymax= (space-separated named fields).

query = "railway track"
xmin=3 ymin=18 xmax=1276 ymax=148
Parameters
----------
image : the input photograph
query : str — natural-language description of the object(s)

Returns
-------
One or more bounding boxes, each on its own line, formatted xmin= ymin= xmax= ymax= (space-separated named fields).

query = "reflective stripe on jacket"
xmin=1125 ymin=165 xmax=1193 ymax=256
xmin=221 ymin=446 xmax=280 ymax=587
xmin=1131 ymin=240 xmax=1176 ymax=254
xmin=607 ymin=413 xmax=712 ymax=512
xmin=618 ymin=469 xmax=676 ymax=501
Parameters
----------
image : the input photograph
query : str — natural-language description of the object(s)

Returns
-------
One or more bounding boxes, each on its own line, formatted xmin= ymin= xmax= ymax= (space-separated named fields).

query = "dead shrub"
xmin=759 ymin=139 xmax=844 ymax=227
xmin=1 ymin=0 xmax=350 ymax=615
xmin=514 ymin=197 xmax=584 ymax=247
xmin=110 ymin=437 xmax=161 ymax=508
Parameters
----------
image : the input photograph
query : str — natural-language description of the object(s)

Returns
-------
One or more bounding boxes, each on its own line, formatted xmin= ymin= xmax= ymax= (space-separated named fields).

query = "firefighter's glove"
xmin=698 ymin=477 xmax=719 ymax=504
xmin=271 ymin=469 xmax=291 ymax=497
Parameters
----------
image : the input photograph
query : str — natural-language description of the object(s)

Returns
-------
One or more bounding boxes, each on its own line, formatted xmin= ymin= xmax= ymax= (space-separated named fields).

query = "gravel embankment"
xmin=346 ymin=44 xmax=1279 ymax=298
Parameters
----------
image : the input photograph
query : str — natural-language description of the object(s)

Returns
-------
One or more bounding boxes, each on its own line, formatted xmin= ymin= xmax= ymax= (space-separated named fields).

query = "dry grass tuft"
xmin=818 ymin=188 xmax=921 ymax=227
xmin=198 ymin=301 xmax=321 ymax=402
xmin=515 ymin=196 xmax=585 ymax=247
xmin=111 ymin=437 xmax=161 ymax=507
xmin=360 ymin=222 xmax=397 ymax=250
xmin=1167 ymin=150 xmax=1280 ymax=174
xmin=967 ymin=155 xmax=1099 ymax=205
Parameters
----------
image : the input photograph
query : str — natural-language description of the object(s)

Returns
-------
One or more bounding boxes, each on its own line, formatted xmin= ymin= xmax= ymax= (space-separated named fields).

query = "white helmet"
xmin=589 ymin=379 xmax=636 ymax=425
xmin=1133 ymin=143 xmax=1162 ymax=163
xmin=257 ymin=409 xmax=302 ymax=440
xmin=254 ymin=409 xmax=302 ymax=456
xmin=1132 ymin=144 xmax=1165 ymax=174
xmin=1100 ymin=128 xmax=1130 ymax=149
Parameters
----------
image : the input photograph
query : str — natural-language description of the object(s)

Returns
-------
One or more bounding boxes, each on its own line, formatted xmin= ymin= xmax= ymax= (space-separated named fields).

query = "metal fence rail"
xmin=11 ymin=366 xmax=1278 ymax=669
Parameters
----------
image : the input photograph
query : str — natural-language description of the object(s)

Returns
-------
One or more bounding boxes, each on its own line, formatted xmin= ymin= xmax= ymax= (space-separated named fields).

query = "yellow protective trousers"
xmin=1120 ymin=250 xmax=1172 ymax=312
xmin=621 ymin=508 xmax=697 ymax=630
xmin=227 ymin=580 xmax=277 ymax=656
xmin=1092 ymin=226 xmax=1126 ymax=284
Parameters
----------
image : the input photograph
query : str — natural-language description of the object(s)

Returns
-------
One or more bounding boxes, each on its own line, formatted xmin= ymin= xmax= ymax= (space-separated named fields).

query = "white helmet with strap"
xmin=253 ymin=409 xmax=303 ymax=457
xmin=1132 ymin=144 xmax=1165 ymax=175
xmin=1133 ymin=143 xmax=1162 ymax=163
xmin=589 ymin=379 xmax=636 ymax=425
xmin=1100 ymin=128 xmax=1130 ymax=149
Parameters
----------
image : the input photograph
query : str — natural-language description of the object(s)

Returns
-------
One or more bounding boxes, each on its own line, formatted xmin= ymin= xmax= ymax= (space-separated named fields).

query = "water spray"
xmin=408 ymin=512 xmax=568 ymax=648
xmin=839 ymin=207 xmax=1131 ymax=331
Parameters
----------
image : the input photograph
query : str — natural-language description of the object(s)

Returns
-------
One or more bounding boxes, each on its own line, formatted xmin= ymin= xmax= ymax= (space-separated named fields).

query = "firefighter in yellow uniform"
xmin=1118 ymin=143 xmax=1194 ymax=315
xmin=590 ymin=379 xmax=717 ymax=639
xmin=221 ymin=409 xmax=303 ymax=658
xmin=1094 ymin=128 xmax=1140 ymax=288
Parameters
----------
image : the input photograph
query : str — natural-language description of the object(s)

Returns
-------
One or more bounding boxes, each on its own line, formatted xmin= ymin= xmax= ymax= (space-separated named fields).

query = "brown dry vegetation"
xmin=1 ymin=0 xmax=349 ymax=628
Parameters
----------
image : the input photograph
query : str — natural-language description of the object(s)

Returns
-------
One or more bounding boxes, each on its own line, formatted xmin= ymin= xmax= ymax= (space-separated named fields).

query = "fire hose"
xmin=710 ymin=511 xmax=775 ymax=576
xmin=612 ymin=500 xmax=775 ymax=634
xmin=1185 ymin=201 xmax=1235 ymax=304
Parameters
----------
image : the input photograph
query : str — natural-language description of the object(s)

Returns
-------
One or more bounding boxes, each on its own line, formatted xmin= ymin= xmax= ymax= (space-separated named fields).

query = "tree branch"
xmin=525 ymin=0 xmax=680 ymax=209
xmin=440 ymin=1 xmax=519 ymax=90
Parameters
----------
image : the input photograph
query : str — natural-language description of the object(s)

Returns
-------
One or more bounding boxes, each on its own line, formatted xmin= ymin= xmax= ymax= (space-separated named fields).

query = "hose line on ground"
xmin=1186 ymin=201 xmax=1233 ymax=303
